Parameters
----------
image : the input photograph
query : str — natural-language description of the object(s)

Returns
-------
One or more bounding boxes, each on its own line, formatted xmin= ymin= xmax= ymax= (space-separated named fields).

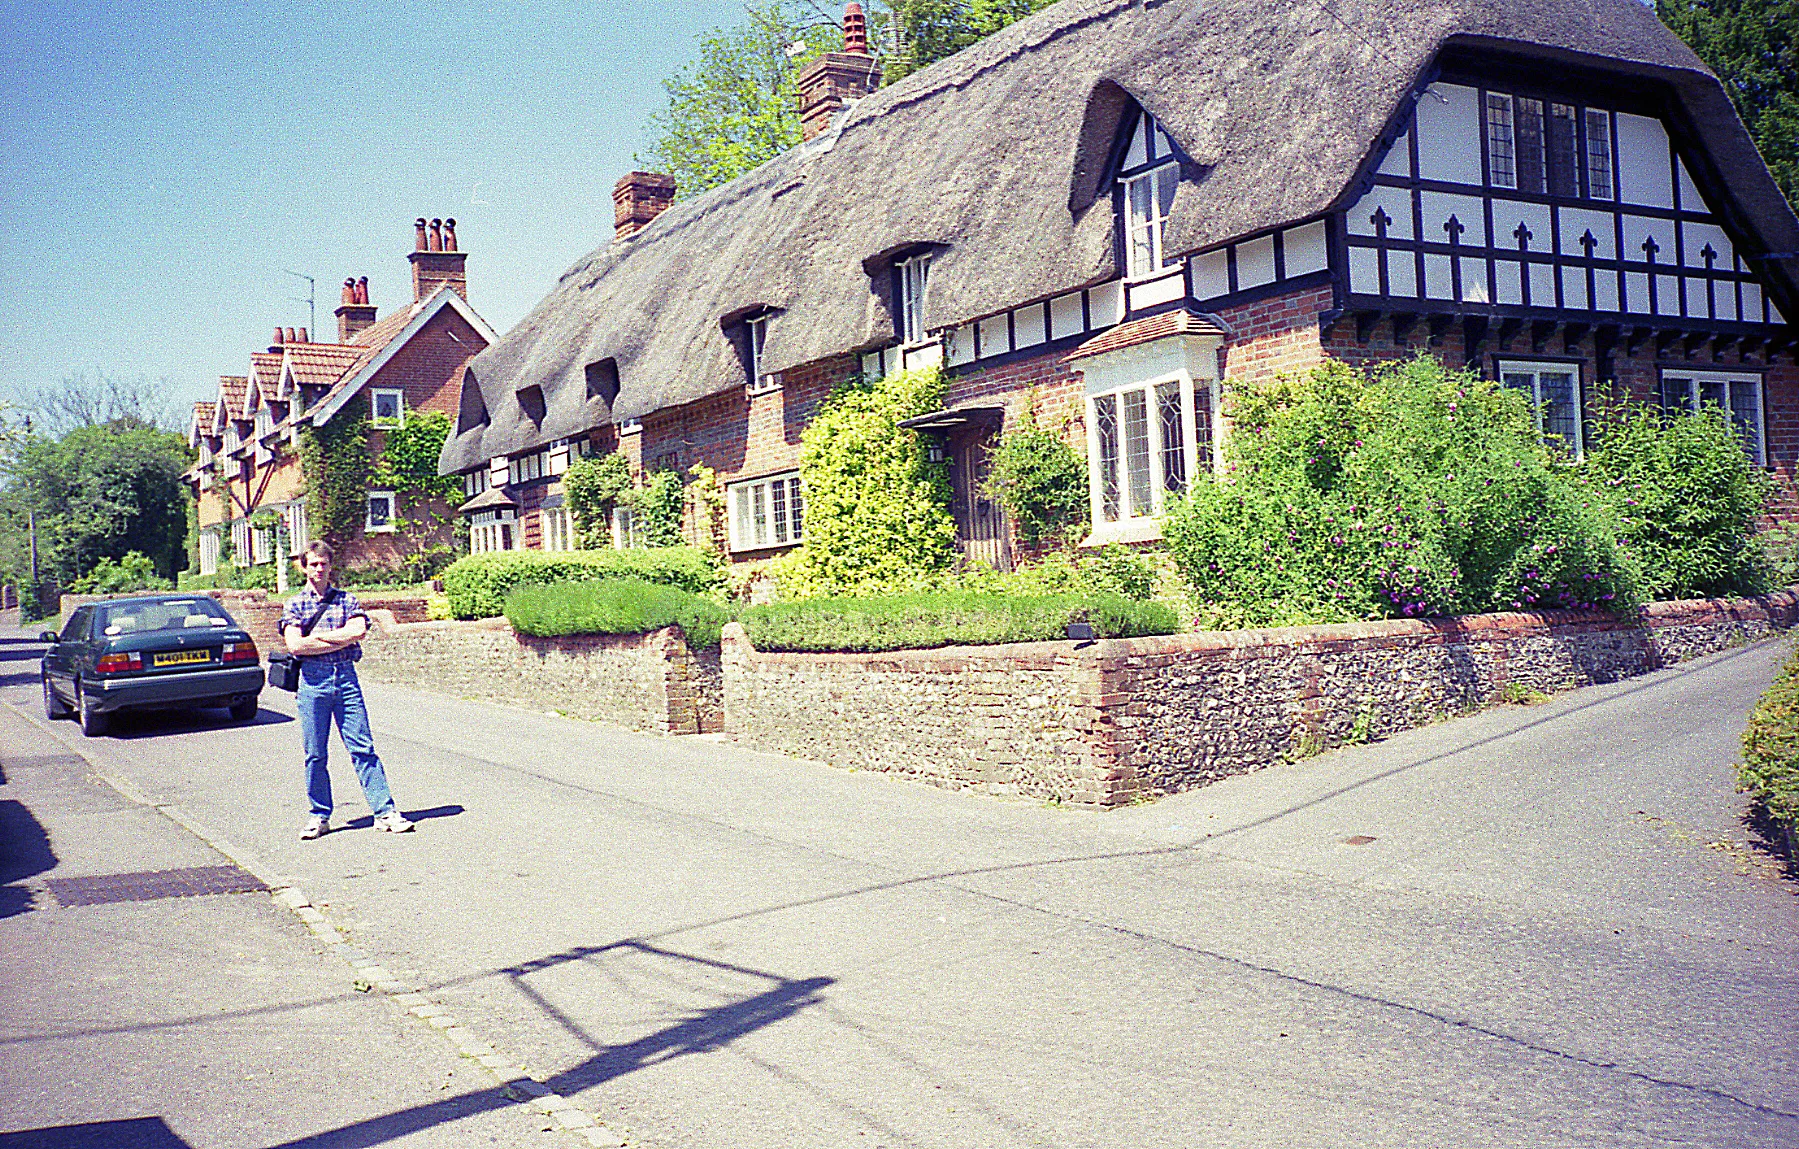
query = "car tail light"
xmin=222 ymin=642 xmax=259 ymax=664
xmin=94 ymin=652 xmax=143 ymax=674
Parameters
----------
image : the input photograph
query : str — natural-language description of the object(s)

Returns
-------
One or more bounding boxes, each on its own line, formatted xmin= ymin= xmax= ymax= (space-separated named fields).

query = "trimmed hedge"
xmin=1739 ymin=642 xmax=1799 ymax=845
xmin=503 ymin=578 xmax=730 ymax=650
xmin=738 ymin=591 xmax=1178 ymax=652
xmin=443 ymin=547 xmax=724 ymax=620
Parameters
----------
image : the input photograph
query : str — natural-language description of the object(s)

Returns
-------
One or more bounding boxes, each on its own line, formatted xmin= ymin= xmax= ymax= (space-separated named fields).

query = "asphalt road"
xmin=2 ymin=627 xmax=1795 ymax=1148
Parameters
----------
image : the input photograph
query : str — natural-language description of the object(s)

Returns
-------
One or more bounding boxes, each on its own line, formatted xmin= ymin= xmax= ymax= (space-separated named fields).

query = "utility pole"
xmin=27 ymin=506 xmax=39 ymax=619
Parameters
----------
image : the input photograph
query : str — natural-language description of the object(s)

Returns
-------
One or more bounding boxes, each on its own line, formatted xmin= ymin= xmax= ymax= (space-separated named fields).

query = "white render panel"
xmin=1559 ymin=207 xmax=1616 ymax=260
xmin=1349 ymin=246 xmax=1381 ymax=294
xmin=1191 ymin=249 xmax=1230 ymax=299
xmin=1462 ymin=256 xmax=1491 ymax=303
xmin=1593 ymin=269 xmax=1621 ymax=313
xmin=1676 ymin=158 xmax=1704 ymax=214
xmin=1495 ymin=259 xmax=1524 ymax=305
xmin=1283 ymin=221 xmax=1329 ymax=276
xmin=902 ymin=341 xmax=942 ymax=371
xmin=946 ymin=323 xmax=976 ymax=366
xmin=1718 ymin=280 xmax=1740 ymax=322
xmin=1615 ymin=112 xmax=1674 ymax=209
xmin=1236 ymin=235 xmax=1276 ymax=288
xmin=1124 ymin=113 xmax=1148 ymax=169
xmin=1377 ymin=129 xmax=1412 ymax=177
xmin=1049 ymin=292 xmax=1084 ymax=339
xmin=1743 ymin=281 xmax=1763 ymax=322
xmin=1387 ymin=250 xmax=1419 ymax=297
xmin=1680 ymin=221 xmax=1733 ymax=269
xmin=1625 ymin=271 xmax=1652 ymax=313
xmin=1014 ymin=303 xmax=1046 ymax=349
xmin=1684 ymin=276 xmax=1708 ymax=319
xmin=977 ymin=314 xmax=1009 ymax=358
xmin=1529 ymin=262 xmax=1556 ymax=307
xmin=1560 ymin=265 xmax=1588 ymax=311
xmin=1655 ymin=275 xmax=1681 ymax=316
xmin=1414 ymin=83 xmax=1483 ymax=186
xmin=1623 ymin=215 xmax=1677 ymax=267
xmin=1419 ymin=191 xmax=1487 ymax=247
xmin=1089 ymin=280 xmax=1124 ymax=325
xmin=1347 ymin=184 xmax=1415 ymax=240
xmin=1129 ymin=271 xmax=1186 ymax=309
xmin=861 ymin=351 xmax=883 ymax=382
xmin=1492 ymin=199 xmax=1553 ymax=253
xmin=1424 ymin=253 xmax=1454 ymax=299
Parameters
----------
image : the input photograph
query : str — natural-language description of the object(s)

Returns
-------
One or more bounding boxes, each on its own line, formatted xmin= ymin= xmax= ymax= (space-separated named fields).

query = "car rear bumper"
xmin=84 ymin=666 xmax=265 ymax=712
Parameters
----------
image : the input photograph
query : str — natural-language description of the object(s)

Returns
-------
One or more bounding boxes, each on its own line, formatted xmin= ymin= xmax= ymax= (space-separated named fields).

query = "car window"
xmin=97 ymin=598 xmax=229 ymax=636
xmin=59 ymin=608 xmax=91 ymax=643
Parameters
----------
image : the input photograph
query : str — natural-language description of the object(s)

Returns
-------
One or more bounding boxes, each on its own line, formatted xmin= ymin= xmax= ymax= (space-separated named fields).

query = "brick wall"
xmin=357 ymin=618 xmax=714 ymax=734
xmin=720 ymin=588 xmax=1799 ymax=805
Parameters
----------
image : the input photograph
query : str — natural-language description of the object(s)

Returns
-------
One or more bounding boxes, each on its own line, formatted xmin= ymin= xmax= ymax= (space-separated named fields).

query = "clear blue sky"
xmin=0 ymin=0 xmax=749 ymax=421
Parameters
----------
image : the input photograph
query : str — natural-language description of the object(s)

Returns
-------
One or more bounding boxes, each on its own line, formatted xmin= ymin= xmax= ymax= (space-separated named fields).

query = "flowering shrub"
xmin=1163 ymin=356 xmax=1640 ymax=627
xmin=1576 ymin=400 xmax=1772 ymax=600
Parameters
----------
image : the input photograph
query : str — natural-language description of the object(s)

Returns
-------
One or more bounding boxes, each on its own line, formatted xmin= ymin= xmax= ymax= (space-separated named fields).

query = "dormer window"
xmin=1116 ymin=110 xmax=1180 ymax=280
xmin=745 ymin=312 xmax=770 ymax=388
xmin=1483 ymin=90 xmax=1613 ymax=200
xmin=897 ymin=254 xmax=929 ymax=345
xmin=254 ymin=407 xmax=272 ymax=438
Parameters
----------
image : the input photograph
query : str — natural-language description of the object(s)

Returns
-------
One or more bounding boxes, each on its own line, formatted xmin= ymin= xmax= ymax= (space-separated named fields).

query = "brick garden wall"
xmin=357 ymin=618 xmax=714 ymax=735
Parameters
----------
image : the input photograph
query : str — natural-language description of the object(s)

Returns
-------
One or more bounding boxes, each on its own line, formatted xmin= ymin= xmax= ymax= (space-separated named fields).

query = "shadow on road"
xmin=0 ymin=641 xmax=46 ymax=692
xmin=100 ymin=706 xmax=292 ymax=740
xmin=0 ymin=1116 xmax=193 ymax=1147
xmin=261 ymin=941 xmax=834 ymax=1149
xmin=339 ymin=805 xmax=463 ymax=830
xmin=0 ymin=797 xmax=57 ymax=918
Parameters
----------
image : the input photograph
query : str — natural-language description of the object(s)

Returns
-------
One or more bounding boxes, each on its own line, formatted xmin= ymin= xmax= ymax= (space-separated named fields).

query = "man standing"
xmin=281 ymin=540 xmax=413 ymax=839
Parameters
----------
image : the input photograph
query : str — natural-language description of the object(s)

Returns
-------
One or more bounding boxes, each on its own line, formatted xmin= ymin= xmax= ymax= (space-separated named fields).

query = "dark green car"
xmin=41 ymin=594 xmax=265 ymax=736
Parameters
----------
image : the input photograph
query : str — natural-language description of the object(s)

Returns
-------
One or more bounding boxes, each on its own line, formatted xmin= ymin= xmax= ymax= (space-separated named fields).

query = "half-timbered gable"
xmin=444 ymin=0 xmax=1799 ymax=561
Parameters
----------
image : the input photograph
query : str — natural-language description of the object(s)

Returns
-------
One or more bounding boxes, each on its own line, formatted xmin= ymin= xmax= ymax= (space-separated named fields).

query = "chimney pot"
xmin=408 ymin=216 xmax=469 ymax=302
xmin=285 ymin=328 xmax=297 ymax=345
xmin=612 ymin=172 xmax=677 ymax=241
xmin=336 ymin=274 xmax=378 ymax=341
xmin=843 ymin=2 xmax=869 ymax=55
xmin=273 ymin=326 xmax=285 ymax=346
xmin=356 ymin=276 xmax=369 ymax=305
xmin=443 ymin=219 xmax=458 ymax=251
xmin=429 ymin=218 xmax=443 ymax=251
xmin=297 ymin=328 xmax=308 ymax=343
xmin=342 ymin=277 xmax=357 ymax=305
xmin=795 ymin=5 xmax=883 ymax=142
xmin=415 ymin=218 xmax=429 ymax=251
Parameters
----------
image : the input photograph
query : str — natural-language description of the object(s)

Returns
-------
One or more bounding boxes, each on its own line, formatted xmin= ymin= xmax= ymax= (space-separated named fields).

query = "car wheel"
xmin=77 ymin=681 xmax=108 ymax=737
xmin=43 ymin=672 xmax=70 ymax=720
xmin=229 ymin=696 xmax=258 ymax=723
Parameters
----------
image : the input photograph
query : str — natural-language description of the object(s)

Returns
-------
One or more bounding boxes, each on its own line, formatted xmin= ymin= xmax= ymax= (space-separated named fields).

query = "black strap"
xmin=294 ymin=588 xmax=339 ymax=638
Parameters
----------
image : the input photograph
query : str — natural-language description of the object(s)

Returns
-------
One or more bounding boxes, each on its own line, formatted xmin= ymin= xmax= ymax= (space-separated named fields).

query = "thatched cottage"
xmin=438 ymin=0 xmax=1798 ymax=565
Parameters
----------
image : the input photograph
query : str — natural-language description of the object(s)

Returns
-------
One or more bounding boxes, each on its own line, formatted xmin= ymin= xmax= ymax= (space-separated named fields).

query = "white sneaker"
xmin=373 ymin=811 xmax=414 ymax=833
xmin=300 ymin=815 xmax=329 ymax=840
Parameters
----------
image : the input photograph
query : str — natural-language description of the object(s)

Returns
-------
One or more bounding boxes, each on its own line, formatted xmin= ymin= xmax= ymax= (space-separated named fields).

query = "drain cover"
xmin=46 ymin=865 xmax=268 ymax=908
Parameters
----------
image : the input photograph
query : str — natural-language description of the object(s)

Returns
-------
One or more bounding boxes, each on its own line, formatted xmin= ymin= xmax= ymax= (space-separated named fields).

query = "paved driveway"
xmin=2 ymin=628 xmax=1794 ymax=1148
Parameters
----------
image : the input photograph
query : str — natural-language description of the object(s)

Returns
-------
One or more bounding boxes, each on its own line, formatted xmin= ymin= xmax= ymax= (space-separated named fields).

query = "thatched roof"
xmin=441 ymin=0 xmax=1798 ymax=476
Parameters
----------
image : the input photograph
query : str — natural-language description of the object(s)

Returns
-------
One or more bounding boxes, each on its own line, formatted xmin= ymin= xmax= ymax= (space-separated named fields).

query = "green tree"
xmin=0 ymin=422 xmax=193 ymax=597
xmin=1659 ymin=0 xmax=1799 ymax=209
xmin=638 ymin=2 xmax=841 ymax=199
xmin=880 ymin=0 xmax=1057 ymax=85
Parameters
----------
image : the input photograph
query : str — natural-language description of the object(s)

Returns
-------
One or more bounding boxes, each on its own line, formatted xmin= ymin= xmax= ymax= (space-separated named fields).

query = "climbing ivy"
xmin=784 ymin=365 xmax=956 ymax=595
xmin=686 ymin=462 xmax=728 ymax=559
xmin=638 ymin=467 xmax=687 ymax=548
xmin=299 ymin=406 xmax=372 ymax=544
xmin=983 ymin=398 xmax=1089 ymax=546
xmin=563 ymin=452 xmax=633 ymax=548
xmin=371 ymin=410 xmax=461 ymax=501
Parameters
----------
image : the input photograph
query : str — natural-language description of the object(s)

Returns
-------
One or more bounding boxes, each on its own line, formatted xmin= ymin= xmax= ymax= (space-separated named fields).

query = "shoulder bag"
xmin=267 ymin=589 xmax=338 ymax=692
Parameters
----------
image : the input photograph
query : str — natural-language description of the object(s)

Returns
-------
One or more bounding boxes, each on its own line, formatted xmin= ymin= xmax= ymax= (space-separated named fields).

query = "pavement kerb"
xmin=0 ymin=696 xmax=630 ymax=1149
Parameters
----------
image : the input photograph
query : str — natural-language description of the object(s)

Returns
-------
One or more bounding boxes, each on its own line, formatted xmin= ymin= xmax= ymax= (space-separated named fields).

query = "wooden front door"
xmin=948 ymin=427 xmax=1013 ymax=573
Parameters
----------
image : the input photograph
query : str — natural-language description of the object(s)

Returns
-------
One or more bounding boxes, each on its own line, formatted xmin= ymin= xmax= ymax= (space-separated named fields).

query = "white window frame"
xmin=745 ymin=313 xmax=775 ymax=392
xmin=231 ymin=519 xmax=251 ymax=564
xmin=727 ymin=472 xmax=804 ymax=553
xmin=370 ymin=388 xmax=406 ymax=428
xmin=1122 ymin=162 xmax=1179 ymax=281
xmin=897 ymin=255 xmax=930 ymax=346
xmin=199 ymin=529 xmax=220 ymax=576
xmin=462 ymin=469 xmax=490 ymax=500
xmin=283 ymin=502 xmax=309 ymax=556
xmin=507 ymin=450 xmax=547 ymax=486
xmin=1498 ymin=359 xmax=1584 ymax=458
xmin=469 ymin=509 xmax=517 ymax=553
xmin=1085 ymin=373 xmax=1212 ymax=543
xmin=610 ymin=505 xmax=640 ymax=549
xmin=365 ymin=490 xmax=397 ymax=533
xmin=1660 ymin=369 xmax=1767 ymax=467
xmin=541 ymin=506 xmax=576 ymax=552
xmin=254 ymin=406 xmax=272 ymax=439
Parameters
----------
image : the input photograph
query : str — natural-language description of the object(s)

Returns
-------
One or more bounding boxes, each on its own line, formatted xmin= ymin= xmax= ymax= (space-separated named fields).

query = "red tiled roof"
xmin=286 ymin=343 xmax=368 ymax=389
xmin=1063 ymin=308 xmax=1230 ymax=361
xmin=349 ymin=298 xmax=422 ymax=349
xmin=247 ymin=354 xmax=282 ymax=410
xmin=218 ymin=375 xmax=249 ymax=418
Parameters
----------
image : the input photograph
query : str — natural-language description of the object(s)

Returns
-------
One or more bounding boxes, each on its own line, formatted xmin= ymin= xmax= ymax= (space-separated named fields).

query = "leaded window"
xmin=1087 ymin=376 xmax=1209 ymax=529
xmin=1661 ymin=371 xmax=1766 ymax=466
xmin=1499 ymin=360 xmax=1582 ymax=457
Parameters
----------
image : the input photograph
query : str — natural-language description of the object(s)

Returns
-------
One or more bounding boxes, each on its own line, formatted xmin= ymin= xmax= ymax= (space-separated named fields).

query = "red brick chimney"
xmin=612 ymin=172 xmax=677 ymax=241
xmin=409 ymin=216 xmax=468 ymax=302
xmin=335 ymin=275 xmax=378 ymax=342
xmin=796 ymin=3 xmax=881 ymax=143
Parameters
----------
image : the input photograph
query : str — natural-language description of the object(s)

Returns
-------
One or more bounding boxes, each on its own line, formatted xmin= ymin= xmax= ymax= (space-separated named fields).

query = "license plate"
xmin=152 ymin=649 xmax=213 ymax=667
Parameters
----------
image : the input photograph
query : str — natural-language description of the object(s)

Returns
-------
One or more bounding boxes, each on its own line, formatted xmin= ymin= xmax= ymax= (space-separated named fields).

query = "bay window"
xmin=1087 ymin=375 xmax=1211 ymax=535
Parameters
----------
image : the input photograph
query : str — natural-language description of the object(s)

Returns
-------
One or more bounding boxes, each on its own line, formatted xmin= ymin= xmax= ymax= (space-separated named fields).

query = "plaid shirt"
xmin=280 ymin=585 xmax=368 ymax=664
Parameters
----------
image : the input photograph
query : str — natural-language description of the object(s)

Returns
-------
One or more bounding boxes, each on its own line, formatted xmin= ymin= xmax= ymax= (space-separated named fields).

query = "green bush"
xmin=563 ymin=452 xmax=633 ymax=548
xmin=1578 ymin=400 xmax=1773 ymax=599
xmin=984 ymin=421 xmax=1089 ymax=546
xmin=70 ymin=551 xmax=173 ymax=594
xmin=637 ymin=468 xmax=687 ymax=547
xmin=782 ymin=365 xmax=958 ymax=595
xmin=1163 ymin=356 xmax=1640 ymax=628
xmin=504 ymin=578 xmax=731 ymax=650
xmin=441 ymin=546 xmax=724 ymax=619
xmin=1738 ymin=643 xmax=1799 ymax=841
xmin=177 ymin=561 xmax=280 ymax=592
xmin=948 ymin=544 xmax=1160 ymax=601
xmin=739 ymin=590 xmax=1178 ymax=652
xmin=1761 ymin=522 xmax=1799 ymax=589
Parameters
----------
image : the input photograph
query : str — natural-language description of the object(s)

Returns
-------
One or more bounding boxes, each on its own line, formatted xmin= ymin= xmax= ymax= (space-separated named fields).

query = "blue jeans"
xmin=296 ymin=660 xmax=395 ymax=819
